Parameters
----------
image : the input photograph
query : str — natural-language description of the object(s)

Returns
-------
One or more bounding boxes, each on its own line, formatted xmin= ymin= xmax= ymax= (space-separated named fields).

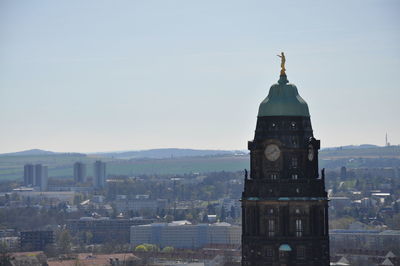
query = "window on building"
xmin=297 ymin=246 xmax=306 ymax=258
xmin=296 ymin=219 xmax=303 ymax=237
xmin=291 ymin=157 xmax=298 ymax=168
xmin=268 ymin=219 xmax=275 ymax=237
xmin=291 ymin=173 xmax=298 ymax=180
xmin=271 ymin=173 xmax=278 ymax=180
xmin=266 ymin=247 xmax=274 ymax=257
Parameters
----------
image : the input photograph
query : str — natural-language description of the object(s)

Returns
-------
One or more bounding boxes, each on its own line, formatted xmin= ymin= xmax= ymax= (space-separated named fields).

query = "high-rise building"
xmin=73 ymin=162 xmax=87 ymax=183
xmin=242 ymin=55 xmax=330 ymax=265
xmin=93 ymin=160 xmax=106 ymax=188
xmin=34 ymin=164 xmax=48 ymax=191
xmin=23 ymin=164 xmax=48 ymax=191
xmin=23 ymin=164 xmax=35 ymax=186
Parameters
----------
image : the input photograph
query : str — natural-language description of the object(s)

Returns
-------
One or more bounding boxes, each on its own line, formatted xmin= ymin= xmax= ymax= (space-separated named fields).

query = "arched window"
xmin=268 ymin=219 xmax=275 ymax=237
xmin=291 ymin=157 xmax=298 ymax=168
xmin=296 ymin=219 xmax=303 ymax=237
xmin=297 ymin=246 xmax=306 ymax=258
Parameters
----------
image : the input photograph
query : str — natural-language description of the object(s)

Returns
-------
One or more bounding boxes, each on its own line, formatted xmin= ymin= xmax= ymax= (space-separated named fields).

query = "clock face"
xmin=308 ymin=144 xmax=314 ymax=161
xmin=264 ymin=144 xmax=281 ymax=161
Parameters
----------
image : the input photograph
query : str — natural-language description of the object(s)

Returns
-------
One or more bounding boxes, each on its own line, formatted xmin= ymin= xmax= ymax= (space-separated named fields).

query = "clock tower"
xmin=242 ymin=54 xmax=330 ymax=266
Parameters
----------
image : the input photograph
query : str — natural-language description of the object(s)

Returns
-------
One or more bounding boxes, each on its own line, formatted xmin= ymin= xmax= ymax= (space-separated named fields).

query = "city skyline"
xmin=1 ymin=0 xmax=399 ymax=153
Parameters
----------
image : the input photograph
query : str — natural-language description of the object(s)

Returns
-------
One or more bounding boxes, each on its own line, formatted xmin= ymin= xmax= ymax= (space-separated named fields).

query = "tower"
xmin=74 ymin=162 xmax=87 ymax=183
xmin=242 ymin=54 xmax=330 ymax=265
xmin=24 ymin=164 xmax=48 ymax=191
xmin=35 ymin=164 xmax=48 ymax=191
xmin=23 ymin=164 xmax=35 ymax=186
xmin=93 ymin=160 xmax=106 ymax=188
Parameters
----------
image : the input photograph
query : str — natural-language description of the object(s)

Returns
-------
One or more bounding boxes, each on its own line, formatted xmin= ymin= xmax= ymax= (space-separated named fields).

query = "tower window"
xmin=268 ymin=219 xmax=275 ymax=237
xmin=266 ymin=247 xmax=274 ymax=257
xmin=291 ymin=173 xmax=298 ymax=180
xmin=297 ymin=246 xmax=306 ymax=258
xmin=296 ymin=188 xmax=300 ymax=194
xmin=270 ymin=173 xmax=278 ymax=180
xmin=291 ymin=157 xmax=298 ymax=168
xmin=295 ymin=208 xmax=300 ymax=214
xmin=296 ymin=219 xmax=303 ymax=237
xmin=291 ymin=121 xmax=296 ymax=129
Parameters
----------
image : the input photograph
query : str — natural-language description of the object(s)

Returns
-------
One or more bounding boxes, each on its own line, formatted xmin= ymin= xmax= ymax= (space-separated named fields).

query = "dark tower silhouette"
xmin=242 ymin=57 xmax=330 ymax=265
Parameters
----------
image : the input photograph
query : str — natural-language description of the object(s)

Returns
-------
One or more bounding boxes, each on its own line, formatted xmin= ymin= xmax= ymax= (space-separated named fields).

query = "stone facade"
xmin=242 ymin=75 xmax=330 ymax=266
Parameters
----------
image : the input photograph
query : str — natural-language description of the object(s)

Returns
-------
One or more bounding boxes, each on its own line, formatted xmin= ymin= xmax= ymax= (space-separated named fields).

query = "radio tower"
xmin=385 ymin=133 xmax=390 ymax=147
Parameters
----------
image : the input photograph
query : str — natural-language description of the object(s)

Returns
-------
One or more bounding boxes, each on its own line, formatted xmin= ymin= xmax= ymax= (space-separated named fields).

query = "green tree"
xmin=84 ymin=231 xmax=93 ymax=244
xmin=58 ymin=229 xmax=72 ymax=254
xmin=134 ymin=245 xmax=147 ymax=252
xmin=134 ymin=243 xmax=158 ymax=252
xmin=142 ymin=243 xmax=158 ymax=252
xmin=161 ymin=246 xmax=174 ymax=253
xmin=0 ymin=243 xmax=12 ymax=266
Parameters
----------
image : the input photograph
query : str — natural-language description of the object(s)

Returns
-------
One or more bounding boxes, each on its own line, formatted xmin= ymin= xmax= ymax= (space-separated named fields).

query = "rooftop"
xmin=258 ymin=75 xmax=310 ymax=117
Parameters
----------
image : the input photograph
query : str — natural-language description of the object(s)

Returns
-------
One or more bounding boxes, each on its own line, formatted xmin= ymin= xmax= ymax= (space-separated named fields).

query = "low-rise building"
xmin=330 ymin=229 xmax=400 ymax=253
xmin=20 ymin=230 xmax=54 ymax=251
xmin=131 ymin=221 xmax=241 ymax=249
xmin=11 ymin=190 xmax=76 ymax=204
xmin=67 ymin=217 xmax=153 ymax=244
xmin=0 ymin=237 xmax=19 ymax=251
xmin=114 ymin=196 xmax=166 ymax=213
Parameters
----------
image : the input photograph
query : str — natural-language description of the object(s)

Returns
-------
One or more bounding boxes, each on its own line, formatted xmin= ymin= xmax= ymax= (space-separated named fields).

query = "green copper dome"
xmin=258 ymin=75 xmax=310 ymax=117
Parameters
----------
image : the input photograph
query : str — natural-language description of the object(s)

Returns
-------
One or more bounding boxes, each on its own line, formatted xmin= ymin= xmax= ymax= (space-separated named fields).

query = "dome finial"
xmin=277 ymin=52 xmax=286 ymax=76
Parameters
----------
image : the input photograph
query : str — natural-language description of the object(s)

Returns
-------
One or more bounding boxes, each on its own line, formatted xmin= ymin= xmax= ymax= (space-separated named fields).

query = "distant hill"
xmin=322 ymin=144 xmax=379 ymax=151
xmin=0 ymin=149 xmax=56 ymax=157
xmin=320 ymin=145 xmax=400 ymax=159
xmin=0 ymin=145 xmax=399 ymax=181
xmin=93 ymin=148 xmax=246 ymax=159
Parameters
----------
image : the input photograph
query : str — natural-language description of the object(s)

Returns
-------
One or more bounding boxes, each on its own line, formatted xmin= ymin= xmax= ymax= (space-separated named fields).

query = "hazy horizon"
xmin=1 ymin=0 xmax=399 ymax=153
xmin=2 ymin=143 xmax=395 ymax=155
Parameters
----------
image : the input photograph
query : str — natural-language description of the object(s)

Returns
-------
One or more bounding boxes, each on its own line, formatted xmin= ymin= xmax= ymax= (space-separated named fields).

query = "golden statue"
xmin=277 ymin=52 xmax=286 ymax=76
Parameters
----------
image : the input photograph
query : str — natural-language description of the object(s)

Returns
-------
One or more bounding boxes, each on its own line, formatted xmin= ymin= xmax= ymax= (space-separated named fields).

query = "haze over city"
xmin=2 ymin=2 xmax=400 ymax=266
xmin=1 ymin=0 xmax=399 ymax=153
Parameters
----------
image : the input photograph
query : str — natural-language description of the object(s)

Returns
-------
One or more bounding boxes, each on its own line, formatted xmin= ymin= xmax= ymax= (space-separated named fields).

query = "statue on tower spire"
xmin=277 ymin=52 xmax=286 ymax=76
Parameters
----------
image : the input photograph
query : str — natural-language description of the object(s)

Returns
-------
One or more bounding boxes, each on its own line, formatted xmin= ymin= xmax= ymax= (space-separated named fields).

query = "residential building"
xmin=23 ymin=164 xmax=48 ymax=191
xmin=67 ymin=217 xmax=153 ymax=244
xmin=34 ymin=164 xmax=48 ymax=191
xmin=131 ymin=221 xmax=241 ymax=249
xmin=73 ymin=162 xmax=87 ymax=183
xmin=93 ymin=161 xmax=106 ymax=188
xmin=11 ymin=189 xmax=76 ymax=204
xmin=330 ymin=229 xmax=400 ymax=253
xmin=0 ymin=237 xmax=19 ymax=251
xmin=23 ymin=164 xmax=35 ymax=186
xmin=114 ymin=195 xmax=167 ymax=213
xmin=20 ymin=230 xmax=54 ymax=251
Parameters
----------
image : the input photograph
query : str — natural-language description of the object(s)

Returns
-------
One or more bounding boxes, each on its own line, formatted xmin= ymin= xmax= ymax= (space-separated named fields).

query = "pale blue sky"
xmin=0 ymin=0 xmax=399 ymax=153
